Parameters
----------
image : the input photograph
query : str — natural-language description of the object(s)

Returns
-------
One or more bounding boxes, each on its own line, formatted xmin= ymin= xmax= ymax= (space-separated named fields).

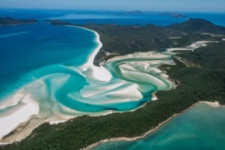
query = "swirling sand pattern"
xmin=0 ymin=26 xmax=174 ymax=143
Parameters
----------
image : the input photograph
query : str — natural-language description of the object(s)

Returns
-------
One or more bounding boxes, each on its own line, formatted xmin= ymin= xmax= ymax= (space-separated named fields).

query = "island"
xmin=0 ymin=17 xmax=37 ymax=26
xmin=1 ymin=19 xmax=225 ymax=150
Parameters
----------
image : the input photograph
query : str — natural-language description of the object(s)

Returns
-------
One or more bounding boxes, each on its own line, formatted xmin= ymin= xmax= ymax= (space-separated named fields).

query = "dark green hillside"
xmin=82 ymin=19 xmax=225 ymax=65
xmin=168 ymin=19 xmax=225 ymax=34
xmin=179 ymin=42 xmax=225 ymax=69
xmin=46 ymin=19 xmax=225 ymax=65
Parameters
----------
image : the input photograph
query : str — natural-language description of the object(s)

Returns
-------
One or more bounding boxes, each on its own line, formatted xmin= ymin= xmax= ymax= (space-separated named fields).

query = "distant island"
xmin=1 ymin=18 xmax=225 ymax=150
xmin=0 ymin=17 xmax=37 ymax=26
xmin=158 ymin=12 xmax=187 ymax=18
xmin=113 ymin=10 xmax=187 ymax=19
xmin=114 ymin=10 xmax=144 ymax=15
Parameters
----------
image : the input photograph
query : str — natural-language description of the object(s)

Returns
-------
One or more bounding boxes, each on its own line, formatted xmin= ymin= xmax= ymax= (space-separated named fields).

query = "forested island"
xmin=0 ymin=17 xmax=37 ymax=26
xmin=1 ymin=19 xmax=225 ymax=150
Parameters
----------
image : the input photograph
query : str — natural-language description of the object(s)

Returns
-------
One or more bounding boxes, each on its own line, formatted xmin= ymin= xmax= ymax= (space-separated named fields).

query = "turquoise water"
xmin=0 ymin=23 xmax=96 ymax=99
xmin=1 ymin=10 xmax=225 ymax=144
xmin=0 ymin=23 xmax=173 ymax=112
xmin=93 ymin=103 xmax=225 ymax=150
xmin=0 ymin=21 xmax=173 ymax=142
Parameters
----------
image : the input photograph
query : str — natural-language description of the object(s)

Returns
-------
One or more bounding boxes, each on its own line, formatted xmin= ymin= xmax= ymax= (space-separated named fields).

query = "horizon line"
xmin=0 ymin=7 xmax=225 ymax=13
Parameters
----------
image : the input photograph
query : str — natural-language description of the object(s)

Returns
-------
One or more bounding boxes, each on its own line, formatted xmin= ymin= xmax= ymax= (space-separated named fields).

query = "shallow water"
xmin=0 ymin=23 xmax=99 ymax=141
xmin=1 ymin=9 xmax=224 ymax=144
xmin=0 ymin=22 xmax=174 ymax=142
xmin=93 ymin=103 xmax=225 ymax=150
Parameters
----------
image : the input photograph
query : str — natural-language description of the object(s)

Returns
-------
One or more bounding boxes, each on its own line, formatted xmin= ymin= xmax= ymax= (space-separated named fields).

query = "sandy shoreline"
xmin=0 ymin=24 xmax=194 ymax=145
xmin=0 ymin=25 xmax=106 ymax=144
xmin=83 ymin=101 xmax=221 ymax=150
xmin=167 ymin=41 xmax=219 ymax=52
xmin=0 ymin=25 xmax=174 ymax=144
xmin=0 ymin=25 xmax=219 ymax=146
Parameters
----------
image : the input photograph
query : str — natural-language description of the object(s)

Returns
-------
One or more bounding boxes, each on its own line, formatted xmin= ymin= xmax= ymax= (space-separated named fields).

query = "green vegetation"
xmin=0 ymin=17 xmax=37 ymax=26
xmin=178 ymin=42 xmax=225 ymax=69
xmin=1 ymin=19 xmax=225 ymax=150
xmin=168 ymin=19 xmax=225 ymax=34
xmin=83 ymin=19 xmax=225 ymax=65
xmin=46 ymin=19 xmax=225 ymax=65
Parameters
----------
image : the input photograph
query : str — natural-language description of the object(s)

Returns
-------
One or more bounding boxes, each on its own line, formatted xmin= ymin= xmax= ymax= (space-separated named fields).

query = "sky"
xmin=0 ymin=0 xmax=225 ymax=12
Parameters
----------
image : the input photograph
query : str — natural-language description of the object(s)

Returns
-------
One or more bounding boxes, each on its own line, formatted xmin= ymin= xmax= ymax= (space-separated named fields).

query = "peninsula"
xmin=1 ymin=19 xmax=225 ymax=150
xmin=0 ymin=17 xmax=37 ymax=26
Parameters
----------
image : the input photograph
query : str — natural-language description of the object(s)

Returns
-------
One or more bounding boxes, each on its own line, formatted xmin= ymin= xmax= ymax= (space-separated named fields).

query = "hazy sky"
xmin=0 ymin=0 xmax=225 ymax=12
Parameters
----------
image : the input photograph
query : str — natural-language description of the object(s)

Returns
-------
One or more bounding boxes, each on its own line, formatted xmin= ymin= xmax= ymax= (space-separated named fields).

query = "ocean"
xmin=0 ymin=9 xmax=225 ymax=26
xmin=0 ymin=22 xmax=96 ymax=99
xmin=0 ymin=9 xmax=225 ymax=146
xmin=0 ymin=9 xmax=174 ymax=142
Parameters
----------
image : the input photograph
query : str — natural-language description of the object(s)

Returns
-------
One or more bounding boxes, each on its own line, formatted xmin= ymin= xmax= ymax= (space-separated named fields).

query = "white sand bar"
xmin=167 ymin=41 xmax=218 ymax=52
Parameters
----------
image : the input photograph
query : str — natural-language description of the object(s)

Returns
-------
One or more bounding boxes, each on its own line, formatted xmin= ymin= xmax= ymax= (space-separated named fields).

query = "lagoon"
xmin=0 ymin=21 xmax=173 ymax=143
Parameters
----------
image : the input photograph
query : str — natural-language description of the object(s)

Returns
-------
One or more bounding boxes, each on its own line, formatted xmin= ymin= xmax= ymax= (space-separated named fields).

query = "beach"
xmin=0 ymin=24 xmax=175 ymax=144
xmin=167 ymin=41 xmax=219 ymax=52
xmin=1 ymin=22 xmax=221 ymax=146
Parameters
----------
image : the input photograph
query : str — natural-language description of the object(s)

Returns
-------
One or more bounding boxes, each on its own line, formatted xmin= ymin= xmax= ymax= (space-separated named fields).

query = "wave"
xmin=0 ymin=31 xmax=29 ymax=39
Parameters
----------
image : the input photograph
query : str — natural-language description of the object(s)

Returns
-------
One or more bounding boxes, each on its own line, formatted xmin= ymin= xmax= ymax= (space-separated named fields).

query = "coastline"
xmin=64 ymin=25 xmax=103 ymax=68
xmin=0 ymin=24 xmax=173 ymax=144
xmin=0 ymin=25 xmax=105 ymax=144
xmin=83 ymin=101 xmax=221 ymax=150
xmin=0 ymin=18 xmax=224 ymax=149
xmin=76 ymin=33 xmax=225 ymax=149
xmin=0 ymin=24 xmax=207 ymax=145
xmin=0 ymin=23 xmax=177 ymax=145
xmin=65 ymin=25 xmax=112 ymax=82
